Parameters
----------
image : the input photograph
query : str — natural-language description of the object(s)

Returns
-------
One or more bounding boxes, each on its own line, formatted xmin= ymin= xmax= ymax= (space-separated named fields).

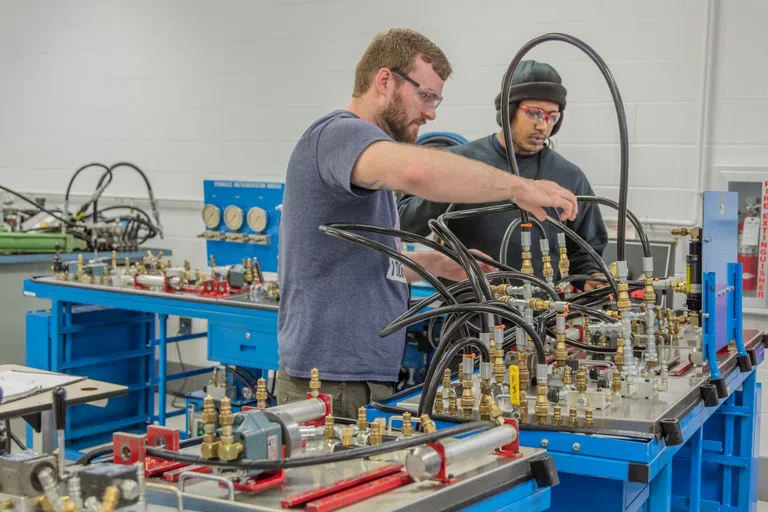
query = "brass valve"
xmin=520 ymin=251 xmax=534 ymax=275
xmin=324 ymin=416 xmax=335 ymax=441
xmin=489 ymin=398 xmax=505 ymax=426
xmin=584 ymin=407 xmax=594 ymax=428
xmin=612 ymin=370 xmax=622 ymax=396
xmin=568 ymin=407 xmax=578 ymax=427
xmin=552 ymin=403 xmax=562 ymax=426
xmin=535 ymin=384 xmax=549 ymax=424
xmin=341 ymin=426 xmax=353 ymax=447
xmin=401 ymin=412 xmax=413 ymax=438
xmin=100 ymin=486 xmax=120 ymax=512
xmin=614 ymin=341 xmax=624 ymax=373
xmin=555 ymin=332 xmax=568 ymax=368
xmin=309 ymin=368 xmax=321 ymax=398
xmin=617 ymin=282 xmax=631 ymax=312
xmin=357 ymin=407 xmax=369 ymax=432
xmin=542 ymin=254 xmax=554 ymax=281
xmin=479 ymin=392 xmax=492 ymax=420
xmin=368 ymin=420 xmax=383 ymax=446
xmin=420 ymin=414 xmax=437 ymax=433
xmin=256 ymin=378 xmax=268 ymax=409
xmin=644 ymin=277 xmax=656 ymax=304
xmin=218 ymin=397 xmax=244 ymax=461
xmin=200 ymin=395 xmax=219 ymax=459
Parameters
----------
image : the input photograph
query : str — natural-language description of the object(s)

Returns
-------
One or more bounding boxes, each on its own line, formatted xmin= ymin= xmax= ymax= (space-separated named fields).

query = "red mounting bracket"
xmin=146 ymin=425 xmax=180 ymax=451
xmin=227 ymin=469 xmax=286 ymax=493
xmin=426 ymin=442 xmax=458 ymax=484
xmin=200 ymin=280 xmax=230 ymax=297
xmin=304 ymin=393 xmax=333 ymax=427
xmin=496 ymin=418 xmax=522 ymax=458
xmin=113 ymin=432 xmax=146 ymax=465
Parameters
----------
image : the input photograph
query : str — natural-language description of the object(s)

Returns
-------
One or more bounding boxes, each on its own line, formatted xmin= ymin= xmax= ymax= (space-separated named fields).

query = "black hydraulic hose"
xmin=577 ymin=196 xmax=649 ymax=258
xmin=319 ymin=225 xmax=457 ymax=307
xmin=146 ymin=421 xmax=494 ymax=470
xmin=419 ymin=337 xmax=489 ymax=416
xmin=502 ymin=33 xmax=629 ymax=260
xmin=427 ymin=330 xmax=492 ymax=398
xmin=233 ymin=366 xmax=276 ymax=405
xmin=64 ymin=162 xmax=112 ymax=218
xmin=500 ymin=219 xmax=522 ymax=265
xmin=544 ymin=215 xmax=618 ymax=297
xmin=75 ymin=435 xmax=204 ymax=466
xmin=430 ymin=219 xmax=491 ymax=305
xmin=97 ymin=162 xmax=163 ymax=236
xmin=381 ymin=303 xmax=546 ymax=363
xmin=567 ymin=303 xmax=619 ymax=323
xmin=252 ymin=258 xmax=265 ymax=283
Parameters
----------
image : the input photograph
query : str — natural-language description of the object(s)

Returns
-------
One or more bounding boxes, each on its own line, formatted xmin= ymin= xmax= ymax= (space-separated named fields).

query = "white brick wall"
xmin=1 ymin=0 xmax=767 ymax=370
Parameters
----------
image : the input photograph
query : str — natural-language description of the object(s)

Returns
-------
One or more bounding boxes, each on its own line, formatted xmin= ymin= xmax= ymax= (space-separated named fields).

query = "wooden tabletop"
xmin=0 ymin=364 xmax=128 ymax=420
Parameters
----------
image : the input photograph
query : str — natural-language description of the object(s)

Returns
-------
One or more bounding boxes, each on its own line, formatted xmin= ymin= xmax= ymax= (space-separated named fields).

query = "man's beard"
xmin=381 ymin=93 xmax=417 ymax=143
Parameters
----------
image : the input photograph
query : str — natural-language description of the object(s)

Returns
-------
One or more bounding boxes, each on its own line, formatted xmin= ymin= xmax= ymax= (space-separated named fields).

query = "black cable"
xmin=0 ymin=185 xmax=78 ymax=228
xmin=226 ymin=366 xmax=260 ymax=399
xmin=235 ymin=367 xmax=277 ymax=406
xmin=500 ymin=33 xmax=629 ymax=260
xmin=64 ymin=163 xmax=112 ymax=218
xmin=98 ymin=162 xmax=162 ymax=234
xmin=75 ymin=435 xmax=204 ymax=466
xmin=252 ymin=258 xmax=265 ymax=283
xmin=577 ymin=196 xmax=649 ymax=259
xmin=500 ymin=218 xmax=522 ymax=266
xmin=146 ymin=421 xmax=493 ymax=470
xmin=9 ymin=430 xmax=26 ymax=451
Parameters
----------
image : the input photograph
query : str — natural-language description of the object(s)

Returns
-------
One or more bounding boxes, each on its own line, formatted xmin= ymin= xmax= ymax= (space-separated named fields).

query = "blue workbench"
xmin=23 ymin=276 xmax=278 ymax=456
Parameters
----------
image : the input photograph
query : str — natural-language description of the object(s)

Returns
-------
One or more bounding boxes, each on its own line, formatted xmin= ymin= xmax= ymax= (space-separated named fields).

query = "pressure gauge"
xmin=201 ymin=204 xmax=221 ymax=229
xmin=247 ymin=207 xmax=269 ymax=233
xmin=223 ymin=205 xmax=244 ymax=231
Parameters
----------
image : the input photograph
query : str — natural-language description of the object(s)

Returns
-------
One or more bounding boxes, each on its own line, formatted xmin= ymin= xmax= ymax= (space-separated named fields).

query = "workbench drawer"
xmin=207 ymin=314 xmax=279 ymax=370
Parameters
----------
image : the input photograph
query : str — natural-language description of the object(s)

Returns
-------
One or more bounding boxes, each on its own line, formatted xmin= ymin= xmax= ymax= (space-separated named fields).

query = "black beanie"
xmin=495 ymin=60 xmax=567 ymax=136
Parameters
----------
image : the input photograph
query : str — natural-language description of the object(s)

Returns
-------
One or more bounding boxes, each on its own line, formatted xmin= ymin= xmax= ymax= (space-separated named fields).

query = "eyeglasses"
xmin=390 ymin=68 xmax=443 ymax=110
xmin=519 ymin=105 xmax=561 ymax=125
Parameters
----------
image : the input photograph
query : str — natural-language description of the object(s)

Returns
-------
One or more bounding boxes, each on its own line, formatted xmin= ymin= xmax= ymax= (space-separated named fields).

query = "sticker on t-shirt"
xmin=387 ymin=258 xmax=407 ymax=284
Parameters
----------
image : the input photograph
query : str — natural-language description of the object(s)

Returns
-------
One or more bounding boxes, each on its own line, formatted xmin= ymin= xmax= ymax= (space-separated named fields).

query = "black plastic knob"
xmin=52 ymin=387 xmax=66 ymax=430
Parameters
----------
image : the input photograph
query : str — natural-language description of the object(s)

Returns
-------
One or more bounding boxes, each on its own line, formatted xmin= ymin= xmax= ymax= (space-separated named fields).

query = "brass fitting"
xmin=643 ymin=277 xmax=656 ymax=304
xmin=420 ymin=414 xmax=437 ymax=433
xmin=552 ymin=404 xmax=562 ymax=426
xmin=341 ymin=426 xmax=353 ymax=447
xmin=324 ymin=416 xmax=335 ymax=441
xmin=520 ymin=396 xmax=529 ymax=424
xmin=479 ymin=392 xmax=492 ymax=420
xmin=111 ymin=250 xmax=117 ymax=271
xmin=535 ymin=384 xmax=549 ymax=424
xmin=200 ymin=395 xmax=220 ymax=459
xmin=448 ymin=393 xmax=458 ymax=417
xmin=434 ymin=393 xmax=444 ymax=415
xmin=584 ymin=407 xmax=594 ymax=428
xmin=368 ymin=421 xmax=382 ymax=446
xmin=529 ymin=298 xmax=551 ymax=312
xmin=461 ymin=354 xmax=474 ymax=418
xmin=614 ymin=341 xmax=624 ymax=373
xmin=309 ymin=368 xmax=321 ymax=398
xmin=568 ymin=407 xmax=578 ymax=427
xmin=617 ymin=281 xmax=631 ymax=312
xmin=489 ymin=399 xmax=505 ymax=426
xmin=520 ymin=251 xmax=534 ymax=275
xmin=357 ymin=407 xmax=369 ymax=432
xmin=256 ymin=378 xmax=268 ymax=409
xmin=542 ymin=254 xmax=554 ymax=281
xmin=583 ymin=317 xmax=592 ymax=344
xmin=217 ymin=397 xmax=244 ymax=461
xmin=491 ymin=284 xmax=507 ymax=296
xmin=401 ymin=412 xmax=413 ymax=438
xmin=37 ymin=497 xmax=55 ymax=512
xmin=612 ymin=370 xmax=622 ymax=395
xmin=494 ymin=347 xmax=506 ymax=385
xmin=442 ymin=368 xmax=452 ymax=390
xmin=195 ymin=268 xmax=201 ymax=283
xmin=576 ymin=366 xmax=587 ymax=394
xmin=100 ymin=486 xmax=120 ymax=512
xmin=555 ymin=332 xmax=567 ymax=368
xmin=598 ymin=331 xmax=608 ymax=347
xmin=559 ymin=246 xmax=570 ymax=277
xmin=0 ymin=501 xmax=14 ymax=511
xmin=563 ymin=365 xmax=573 ymax=387
xmin=61 ymin=500 xmax=76 ymax=512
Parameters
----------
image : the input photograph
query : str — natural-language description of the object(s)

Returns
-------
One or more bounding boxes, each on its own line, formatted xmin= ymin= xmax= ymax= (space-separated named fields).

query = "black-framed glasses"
xmin=390 ymin=68 xmax=443 ymax=110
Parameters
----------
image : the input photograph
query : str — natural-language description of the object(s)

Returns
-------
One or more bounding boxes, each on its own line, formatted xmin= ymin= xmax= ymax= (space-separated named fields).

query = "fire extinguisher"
xmin=738 ymin=199 xmax=760 ymax=291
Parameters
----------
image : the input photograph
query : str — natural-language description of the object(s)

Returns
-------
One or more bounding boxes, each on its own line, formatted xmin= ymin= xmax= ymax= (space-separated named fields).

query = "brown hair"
xmin=352 ymin=29 xmax=452 ymax=98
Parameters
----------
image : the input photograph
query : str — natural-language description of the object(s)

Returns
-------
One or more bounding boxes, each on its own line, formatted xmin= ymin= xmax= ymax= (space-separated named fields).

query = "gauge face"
xmin=247 ymin=207 xmax=269 ymax=233
xmin=223 ymin=205 xmax=244 ymax=231
xmin=202 ymin=204 xmax=221 ymax=229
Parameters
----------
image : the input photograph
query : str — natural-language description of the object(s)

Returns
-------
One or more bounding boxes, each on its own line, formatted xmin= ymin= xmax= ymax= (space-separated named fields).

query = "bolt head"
xmin=540 ymin=439 xmax=549 ymax=448
xmin=572 ymin=442 xmax=581 ymax=452
xmin=120 ymin=480 xmax=139 ymax=500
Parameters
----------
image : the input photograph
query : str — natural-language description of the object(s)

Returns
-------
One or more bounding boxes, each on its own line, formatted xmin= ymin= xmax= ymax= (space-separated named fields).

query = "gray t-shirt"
xmin=278 ymin=110 xmax=409 ymax=382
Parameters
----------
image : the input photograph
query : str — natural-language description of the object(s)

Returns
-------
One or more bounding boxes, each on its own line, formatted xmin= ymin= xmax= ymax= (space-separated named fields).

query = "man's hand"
xmin=584 ymin=273 xmax=608 ymax=291
xmin=515 ymin=179 xmax=578 ymax=222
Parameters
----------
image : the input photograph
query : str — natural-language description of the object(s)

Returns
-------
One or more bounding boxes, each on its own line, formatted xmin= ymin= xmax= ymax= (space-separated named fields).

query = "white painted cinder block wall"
xmin=1 ymin=0 xmax=767 ymax=430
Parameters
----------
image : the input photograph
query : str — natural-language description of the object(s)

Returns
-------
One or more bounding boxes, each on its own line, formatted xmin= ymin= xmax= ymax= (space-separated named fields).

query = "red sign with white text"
xmin=758 ymin=180 xmax=768 ymax=298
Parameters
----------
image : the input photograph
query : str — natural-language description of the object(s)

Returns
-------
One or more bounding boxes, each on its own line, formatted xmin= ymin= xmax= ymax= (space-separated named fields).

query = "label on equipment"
xmin=267 ymin=435 xmax=278 ymax=460
xmin=387 ymin=258 xmax=407 ymax=284
xmin=743 ymin=217 xmax=760 ymax=247
xmin=508 ymin=365 xmax=520 ymax=406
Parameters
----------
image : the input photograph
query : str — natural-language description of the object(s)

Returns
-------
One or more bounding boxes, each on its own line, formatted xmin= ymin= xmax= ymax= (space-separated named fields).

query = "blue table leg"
xmin=158 ymin=314 xmax=168 ymax=426
xmin=689 ymin=426 xmax=703 ymax=512
xmin=648 ymin=460 xmax=672 ymax=512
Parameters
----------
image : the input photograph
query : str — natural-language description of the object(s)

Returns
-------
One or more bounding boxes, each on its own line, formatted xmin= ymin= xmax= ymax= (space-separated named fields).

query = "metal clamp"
xmin=386 ymin=414 xmax=421 ymax=436
xmin=178 ymin=472 xmax=235 ymax=503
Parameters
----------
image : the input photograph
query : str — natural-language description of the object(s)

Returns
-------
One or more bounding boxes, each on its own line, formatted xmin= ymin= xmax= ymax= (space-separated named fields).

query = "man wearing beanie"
xmin=398 ymin=60 xmax=608 ymax=290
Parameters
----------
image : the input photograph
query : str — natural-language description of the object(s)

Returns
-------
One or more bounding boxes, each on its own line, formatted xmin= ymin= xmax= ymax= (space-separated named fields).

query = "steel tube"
xmin=268 ymin=398 xmax=327 ymax=424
